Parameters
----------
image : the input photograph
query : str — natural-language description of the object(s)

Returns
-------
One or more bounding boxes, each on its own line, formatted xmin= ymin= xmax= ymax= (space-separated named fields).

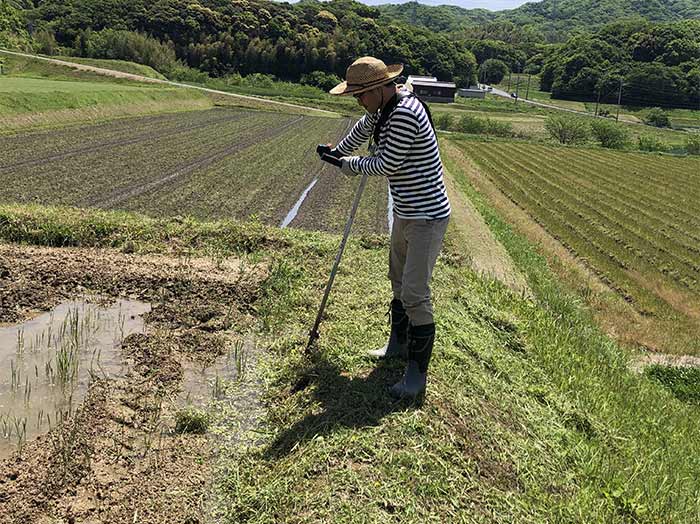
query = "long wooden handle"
xmin=306 ymin=172 xmax=369 ymax=353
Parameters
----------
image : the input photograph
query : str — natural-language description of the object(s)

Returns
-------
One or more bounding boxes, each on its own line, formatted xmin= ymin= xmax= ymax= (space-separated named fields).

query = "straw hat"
xmin=330 ymin=56 xmax=404 ymax=96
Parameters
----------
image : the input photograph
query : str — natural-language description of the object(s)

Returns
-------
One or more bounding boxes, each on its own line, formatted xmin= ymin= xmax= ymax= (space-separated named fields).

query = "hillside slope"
xmin=376 ymin=0 xmax=700 ymax=35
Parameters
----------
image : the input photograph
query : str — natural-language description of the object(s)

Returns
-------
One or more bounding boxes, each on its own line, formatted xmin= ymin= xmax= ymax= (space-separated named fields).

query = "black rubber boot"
xmin=368 ymin=299 xmax=409 ymax=359
xmin=390 ymin=323 xmax=435 ymax=399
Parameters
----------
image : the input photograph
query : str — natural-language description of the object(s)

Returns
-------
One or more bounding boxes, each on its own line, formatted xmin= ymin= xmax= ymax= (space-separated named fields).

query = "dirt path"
xmin=0 ymin=50 xmax=338 ymax=117
xmin=441 ymin=140 xmax=531 ymax=297
xmin=0 ymin=243 xmax=267 ymax=523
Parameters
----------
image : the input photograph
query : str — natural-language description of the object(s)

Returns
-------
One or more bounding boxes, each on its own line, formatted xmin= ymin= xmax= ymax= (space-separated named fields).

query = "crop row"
xmin=455 ymin=140 xmax=700 ymax=322
xmin=2 ymin=109 xmax=391 ymax=235
xmin=0 ymin=110 xmax=294 ymax=207
xmin=120 ymin=116 xmax=388 ymax=234
xmin=496 ymin=144 xmax=700 ymax=288
xmin=0 ymin=109 xmax=239 ymax=167
xmin=1 ymin=110 xmax=247 ymax=175
xmin=527 ymin=144 xmax=700 ymax=235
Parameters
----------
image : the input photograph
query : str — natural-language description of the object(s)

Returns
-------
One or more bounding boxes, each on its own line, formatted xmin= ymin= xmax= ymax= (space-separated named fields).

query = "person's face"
xmin=354 ymin=87 xmax=382 ymax=113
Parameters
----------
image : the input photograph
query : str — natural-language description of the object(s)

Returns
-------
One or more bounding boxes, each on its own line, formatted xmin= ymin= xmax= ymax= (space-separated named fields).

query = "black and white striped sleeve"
xmin=348 ymin=107 xmax=418 ymax=177
xmin=335 ymin=113 xmax=377 ymax=155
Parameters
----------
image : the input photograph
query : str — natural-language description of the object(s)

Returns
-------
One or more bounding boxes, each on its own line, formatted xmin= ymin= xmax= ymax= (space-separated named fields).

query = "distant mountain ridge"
xmin=375 ymin=0 xmax=700 ymax=36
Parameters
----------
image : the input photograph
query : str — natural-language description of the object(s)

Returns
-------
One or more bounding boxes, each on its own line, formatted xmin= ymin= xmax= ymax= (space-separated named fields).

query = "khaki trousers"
xmin=389 ymin=215 xmax=449 ymax=326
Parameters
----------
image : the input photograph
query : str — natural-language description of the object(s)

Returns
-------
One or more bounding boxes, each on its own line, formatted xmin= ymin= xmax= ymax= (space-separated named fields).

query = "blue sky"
xmin=358 ymin=0 xmax=532 ymax=11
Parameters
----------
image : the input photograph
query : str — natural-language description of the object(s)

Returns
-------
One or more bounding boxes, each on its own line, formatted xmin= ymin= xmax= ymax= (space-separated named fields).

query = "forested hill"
xmin=377 ymin=0 xmax=700 ymax=40
xmin=377 ymin=2 xmax=496 ymax=32
xmin=6 ymin=0 xmax=478 ymax=86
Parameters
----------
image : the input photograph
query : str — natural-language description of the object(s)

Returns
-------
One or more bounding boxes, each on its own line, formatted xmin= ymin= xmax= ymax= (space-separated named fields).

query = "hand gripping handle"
xmin=316 ymin=144 xmax=343 ymax=167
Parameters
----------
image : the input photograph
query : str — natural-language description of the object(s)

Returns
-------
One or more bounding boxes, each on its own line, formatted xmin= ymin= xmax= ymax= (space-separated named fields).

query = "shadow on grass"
xmin=264 ymin=352 xmax=416 ymax=459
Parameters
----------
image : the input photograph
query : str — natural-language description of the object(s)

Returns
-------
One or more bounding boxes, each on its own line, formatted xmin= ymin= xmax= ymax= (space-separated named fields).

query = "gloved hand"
xmin=340 ymin=157 xmax=358 ymax=176
xmin=317 ymin=144 xmax=341 ymax=160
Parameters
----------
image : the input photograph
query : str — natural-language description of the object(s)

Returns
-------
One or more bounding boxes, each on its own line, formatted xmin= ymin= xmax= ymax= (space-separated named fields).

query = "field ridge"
xmin=0 ymin=50 xmax=339 ymax=117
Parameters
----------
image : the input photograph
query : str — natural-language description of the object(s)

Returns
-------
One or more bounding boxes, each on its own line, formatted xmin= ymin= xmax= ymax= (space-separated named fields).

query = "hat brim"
xmin=329 ymin=64 xmax=404 ymax=96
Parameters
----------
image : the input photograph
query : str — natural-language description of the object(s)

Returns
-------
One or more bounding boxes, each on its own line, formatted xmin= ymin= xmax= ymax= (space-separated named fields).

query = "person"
xmin=327 ymin=56 xmax=451 ymax=399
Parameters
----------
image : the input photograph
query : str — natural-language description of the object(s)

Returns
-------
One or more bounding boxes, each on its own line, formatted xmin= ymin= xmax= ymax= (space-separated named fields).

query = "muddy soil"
xmin=0 ymin=243 xmax=267 ymax=523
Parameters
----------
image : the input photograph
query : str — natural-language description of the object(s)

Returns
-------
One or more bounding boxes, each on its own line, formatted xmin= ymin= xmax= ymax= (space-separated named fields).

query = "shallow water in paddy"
xmin=0 ymin=299 xmax=150 ymax=458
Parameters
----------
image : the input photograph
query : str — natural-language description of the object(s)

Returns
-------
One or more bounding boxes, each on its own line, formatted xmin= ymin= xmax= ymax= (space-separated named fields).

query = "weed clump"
xmin=645 ymin=365 xmax=700 ymax=404
xmin=175 ymin=407 xmax=210 ymax=434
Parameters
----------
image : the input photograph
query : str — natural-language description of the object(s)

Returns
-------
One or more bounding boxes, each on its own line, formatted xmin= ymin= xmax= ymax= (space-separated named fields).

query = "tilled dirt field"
xmin=0 ymin=243 xmax=267 ymax=523
xmin=0 ymin=108 xmax=389 ymax=234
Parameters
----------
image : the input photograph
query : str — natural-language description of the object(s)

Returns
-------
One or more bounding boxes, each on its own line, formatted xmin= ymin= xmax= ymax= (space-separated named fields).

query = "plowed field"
xmin=1 ymin=108 xmax=389 ymax=234
xmin=451 ymin=138 xmax=700 ymax=354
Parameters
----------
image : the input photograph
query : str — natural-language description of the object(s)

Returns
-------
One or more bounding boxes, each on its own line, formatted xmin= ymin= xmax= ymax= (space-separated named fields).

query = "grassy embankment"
xmin=0 ymin=53 xmax=212 ymax=133
xmin=1 ymin=197 xmax=699 ymax=522
xmin=48 ymin=55 xmax=168 ymax=79
xmin=0 ymin=53 xmax=341 ymax=134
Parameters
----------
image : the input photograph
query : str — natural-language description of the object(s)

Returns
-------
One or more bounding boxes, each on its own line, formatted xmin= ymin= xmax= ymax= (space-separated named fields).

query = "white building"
xmin=404 ymin=75 xmax=437 ymax=91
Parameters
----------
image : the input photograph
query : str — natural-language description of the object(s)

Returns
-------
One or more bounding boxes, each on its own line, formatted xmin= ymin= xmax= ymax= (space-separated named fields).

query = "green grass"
xmin=50 ymin=55 xmax=167 ymax=80
xmin=1 ymin=202 xmax=699 ymax=521
xmin=0 ymin=54 xmax=212 ymax=132
xmin=495 ymin=75 xmax=700 ymax=136
xmin=1 ymin=52 xmax=152 ymax=84
xmin=645 ymin=365 xmax=700 ymax=405
xmin=175 ymin=407 xmax=211 ymax=434
xmin=0 ymin=77 xmax=197 ymax=115
xmin=184 ymin=77 xmax=361 ymax=116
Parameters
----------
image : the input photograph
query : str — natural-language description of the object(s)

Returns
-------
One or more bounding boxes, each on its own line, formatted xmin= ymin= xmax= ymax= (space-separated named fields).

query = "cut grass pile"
xmin=2 ymin=202 xmax=697 ymax=522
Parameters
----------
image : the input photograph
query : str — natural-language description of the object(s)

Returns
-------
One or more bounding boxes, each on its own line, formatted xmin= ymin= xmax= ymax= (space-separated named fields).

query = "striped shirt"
xmin=335 ymin=92 xmax=451 ymax=220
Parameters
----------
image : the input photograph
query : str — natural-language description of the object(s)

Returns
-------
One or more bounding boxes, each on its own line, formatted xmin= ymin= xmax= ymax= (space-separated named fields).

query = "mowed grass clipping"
xmin=450 ymin=137 xmax=700 ymax=355
xmin=1 ymin=203 xmax=699 ymax=522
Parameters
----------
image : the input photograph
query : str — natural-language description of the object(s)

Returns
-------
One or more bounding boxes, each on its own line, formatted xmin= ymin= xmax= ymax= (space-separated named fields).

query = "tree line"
xmin=10 ymin=0 xmax=478 ymax=87
xmin=539 ymin=20 xmax=700 ymax=109
xmin=2 ymin=0 xmax=699 ymax=108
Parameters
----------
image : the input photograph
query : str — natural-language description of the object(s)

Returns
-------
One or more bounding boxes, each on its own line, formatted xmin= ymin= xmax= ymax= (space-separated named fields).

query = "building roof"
xmin=411 ymin=80 xmax=456 ymax=88
xmin=406 ymin=75 xmax=437 ymax=82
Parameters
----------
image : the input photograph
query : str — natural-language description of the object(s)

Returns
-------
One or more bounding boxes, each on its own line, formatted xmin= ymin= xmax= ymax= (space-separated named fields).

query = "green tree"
xmin=300 ymin=70 xmax=341 ymax=91
xmin=590 ymin=119 xmax=630 ymax=149
xmin=544 ymin=114 xmax=589 ymax=145
xmin=643 ymin=108 xmax=671 ymax=127
xmin=686 ymin=134 xmax=700 ymax=155
xmin=479 ymin=58 xmax=509 ymax=84
xmin=0 ymin=0 xmax=30 ymax=50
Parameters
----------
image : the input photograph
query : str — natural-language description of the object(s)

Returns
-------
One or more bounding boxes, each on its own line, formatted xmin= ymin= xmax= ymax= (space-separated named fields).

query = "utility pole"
xmin=594 ymin=84 xmax=602 ymax=117
xmin=615 ymin=78 xmax=623 ymax=122
xmin=507 ymin=71 xmax=512 ymax=92
xmin=514 ymin=74 xmax=521 ymax=106
xmin=525 ymin=74 xmax=531 ymax=100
